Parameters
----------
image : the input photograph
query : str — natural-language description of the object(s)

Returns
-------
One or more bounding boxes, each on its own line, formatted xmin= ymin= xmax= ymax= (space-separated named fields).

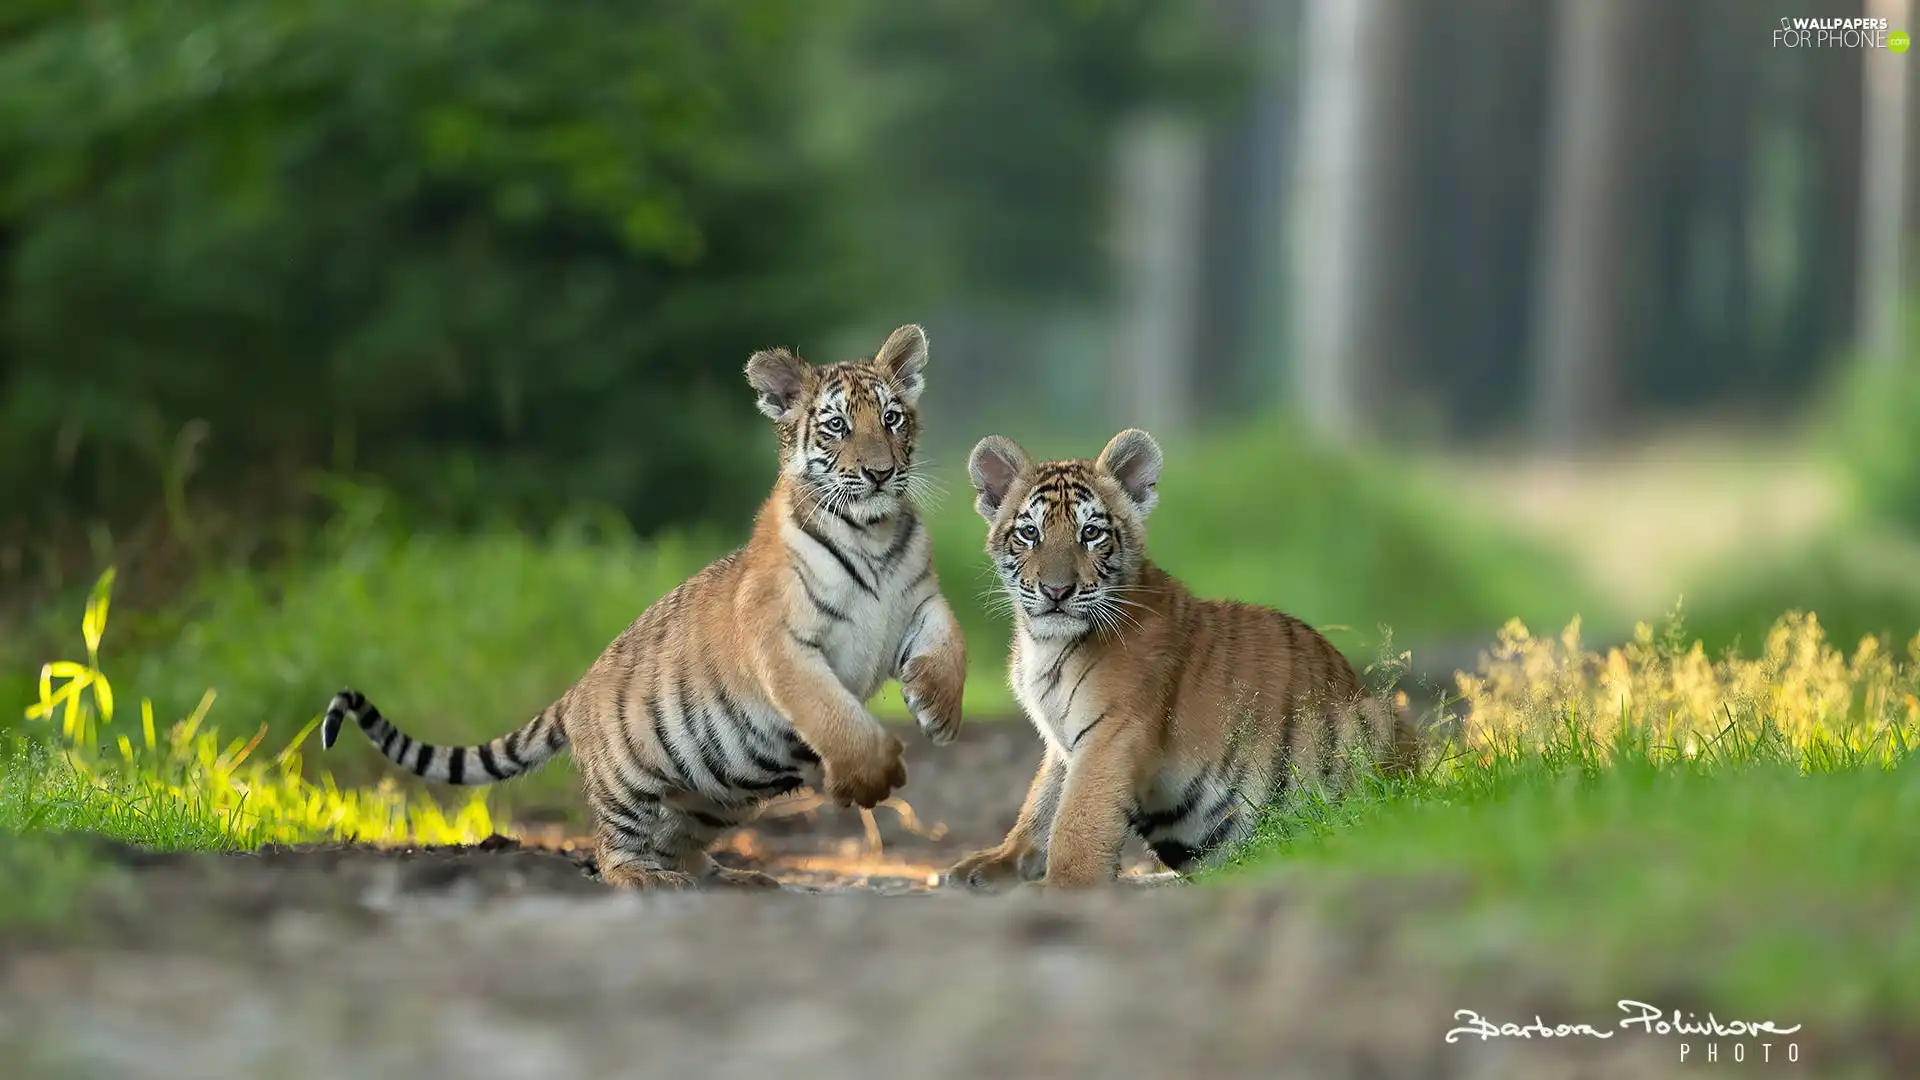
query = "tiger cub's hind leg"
xmin=587 ymin=791 xmax=702 ymax=892
xmin=599 ymin=832 xmax=781 ymax=890
xmin=587 ymin=788 xmax=782 ymax=890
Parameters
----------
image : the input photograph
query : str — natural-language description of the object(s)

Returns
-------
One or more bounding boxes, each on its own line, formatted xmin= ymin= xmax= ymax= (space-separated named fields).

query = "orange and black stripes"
xmin=315 ymin=325 xmax=966 ymax=892
xmin=949 ymin=428 xmax=1418 ymax=890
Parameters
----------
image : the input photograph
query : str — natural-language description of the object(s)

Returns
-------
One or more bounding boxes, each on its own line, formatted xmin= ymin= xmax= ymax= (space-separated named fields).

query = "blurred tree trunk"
xmin=1693 ymin=0 xmax=1755 ymax=399
xmin=1859 ymin=0 xmax=1912 ymax=365
xmin=1289 ymin=0 xmax=1414 ymax=443
xmin=1635 ymin=0 xmax=1750 ymax=408
xmin=1113 ymin=113 xmax=1207 ymax=437
xmin=1194 ymin=0 xmax=1300 ymax=421
xmin=1529 ymin=0 xmax=1653 ymax=446
xmin=1406 ymin=0 xmax=1550 ymax=437
xmin=1796 ymin=16 xmax=1865 ymax=385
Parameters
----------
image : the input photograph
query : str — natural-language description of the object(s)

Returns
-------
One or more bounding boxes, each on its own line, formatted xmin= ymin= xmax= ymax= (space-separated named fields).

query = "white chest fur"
xmin=1011 ymin=629 xmax=1105 ymax=757
xmin=780 ymin=509 xmax=934 ymax=700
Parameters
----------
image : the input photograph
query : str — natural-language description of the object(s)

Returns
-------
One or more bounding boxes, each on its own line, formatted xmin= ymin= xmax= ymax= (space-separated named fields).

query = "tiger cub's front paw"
xmin=944 ymin=842 xmax=1035 ymax=891
xmin=821 ymin=729 xmax=907 ymax=809
xmin=900 ymin=655 xmax=964 ymax=746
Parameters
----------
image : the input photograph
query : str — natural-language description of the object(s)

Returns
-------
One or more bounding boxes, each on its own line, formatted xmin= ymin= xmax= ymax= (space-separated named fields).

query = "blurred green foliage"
xmin=1830 ymin=315 xmax=1920 ymax=535
xmin=0 ymin=0 xmax=853 ymax=534
xmin=1681 ymin=541 xmax=1920 ymax=662
xmin=0 ymin=0 xmax=1235 ymax=548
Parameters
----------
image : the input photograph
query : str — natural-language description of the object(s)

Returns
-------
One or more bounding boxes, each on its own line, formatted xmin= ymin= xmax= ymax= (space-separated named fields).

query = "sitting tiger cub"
xmin=946 ymin=428 xmax=1417 ymax=889
xmin=321 ymin=325 xmax=967 ymax=891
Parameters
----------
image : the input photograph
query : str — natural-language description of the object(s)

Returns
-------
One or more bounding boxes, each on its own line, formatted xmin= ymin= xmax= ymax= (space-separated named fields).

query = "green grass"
xmin=1216 ymin=611 xmax=1920 ymax=1043
xmin=1238 ymin=765 xmax=1918 ymax=1027
xmin=0 ymin=736 xmax=272 ymax=848
xmin=0 ymin=571 xmax=496 ymax=932
xmin=0 ymin=734 xmax=270 ymax=935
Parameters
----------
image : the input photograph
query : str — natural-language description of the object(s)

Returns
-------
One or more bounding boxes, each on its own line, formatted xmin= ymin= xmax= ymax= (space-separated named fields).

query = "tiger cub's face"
xmin=968 ymin=428 xmax=1163 ymax=640
xmin=745 ymin=325 xmax=929 ymax=523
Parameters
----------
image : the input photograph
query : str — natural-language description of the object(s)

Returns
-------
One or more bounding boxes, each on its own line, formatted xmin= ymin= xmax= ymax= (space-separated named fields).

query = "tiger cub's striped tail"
xmin=320 ymin=688 xmax=569 ymax=785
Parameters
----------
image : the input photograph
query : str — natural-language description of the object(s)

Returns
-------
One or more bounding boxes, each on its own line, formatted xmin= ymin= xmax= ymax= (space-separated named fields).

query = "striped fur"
xmin=947 ymin=428 xmax=1418 ymax=889
xmin=319 ymin=325 xmax=967 ymax=891
xmin=320 ymin=690 xmax=567 ymax=785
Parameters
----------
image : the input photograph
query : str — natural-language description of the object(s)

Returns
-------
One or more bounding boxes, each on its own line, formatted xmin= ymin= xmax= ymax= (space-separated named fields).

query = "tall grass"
xmin=1455 ymin=608 xmax=1918 ymax=765
xmin=1233 ymin=608 xmax=1919 ymax=857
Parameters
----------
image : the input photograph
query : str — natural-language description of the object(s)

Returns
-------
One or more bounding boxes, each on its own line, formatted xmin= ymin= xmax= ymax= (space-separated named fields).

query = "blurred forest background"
xmin=2 ymin=0 xmax=1917 ymax=802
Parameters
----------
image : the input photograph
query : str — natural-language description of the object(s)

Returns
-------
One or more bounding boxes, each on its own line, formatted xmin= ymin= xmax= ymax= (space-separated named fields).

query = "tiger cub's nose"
xmin=863 ymin=467 xmax=895 ymax=488
xmin=1040 ymin=582 xmax=1076 ymax=603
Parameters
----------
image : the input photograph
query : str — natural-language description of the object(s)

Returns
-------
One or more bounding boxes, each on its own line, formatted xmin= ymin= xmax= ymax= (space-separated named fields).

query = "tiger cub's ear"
xmin=1095 ymin=428 xmax=1162 ymax=517
xmin=745 ymin=348 xmax=809 ymax=422
xmin=968 ymin=435 xmax=1031 ymax=522
xmin=875 ymin=324 xmax=929 ymax=406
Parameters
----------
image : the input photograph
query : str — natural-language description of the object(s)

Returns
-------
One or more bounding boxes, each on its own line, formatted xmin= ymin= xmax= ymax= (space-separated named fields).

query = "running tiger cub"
xmin=946 ymin=428 xmax=1417 ymax=889
xmin=320 ymin=324 xmax=967 ymax=891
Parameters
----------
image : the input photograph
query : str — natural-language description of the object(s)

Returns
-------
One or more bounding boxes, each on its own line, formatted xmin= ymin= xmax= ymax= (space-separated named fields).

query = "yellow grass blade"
xmin=228 ymin=723 xmax=270 ymax=770
xmin=82 ymin=568 xmax=115 ymax=656
xmin=180 ymin=688 xmax=217 ymax=743
xmin=93 ymin=672 xmax=114 ymax=724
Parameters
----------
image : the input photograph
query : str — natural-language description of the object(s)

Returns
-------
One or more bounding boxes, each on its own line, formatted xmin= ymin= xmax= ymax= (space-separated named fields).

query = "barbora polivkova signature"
xmin=1445 ymin=1001 xmax=1804 ymax=1044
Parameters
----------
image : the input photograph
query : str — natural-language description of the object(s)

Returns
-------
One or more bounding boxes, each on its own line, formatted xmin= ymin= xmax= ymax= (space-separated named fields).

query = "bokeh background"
xmin=1 ymin=0 xmax=1915 ymax=815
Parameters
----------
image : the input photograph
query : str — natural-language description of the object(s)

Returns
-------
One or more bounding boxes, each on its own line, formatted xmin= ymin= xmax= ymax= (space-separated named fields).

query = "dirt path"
xmin=0 ymin=723 xmax=1810 ymax=1079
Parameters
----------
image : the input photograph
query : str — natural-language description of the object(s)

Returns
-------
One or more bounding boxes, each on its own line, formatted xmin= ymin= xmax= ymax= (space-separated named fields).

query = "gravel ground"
xmin=0 ymin=722 xmax=1829 ymax=1079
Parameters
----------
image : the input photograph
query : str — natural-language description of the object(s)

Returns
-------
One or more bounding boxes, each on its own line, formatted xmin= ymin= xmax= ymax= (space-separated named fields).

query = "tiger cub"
xmin=946 ymin=428 xmax=1417 ymax=889
xmin=321 ymin=324 xmax=967 ymax=891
